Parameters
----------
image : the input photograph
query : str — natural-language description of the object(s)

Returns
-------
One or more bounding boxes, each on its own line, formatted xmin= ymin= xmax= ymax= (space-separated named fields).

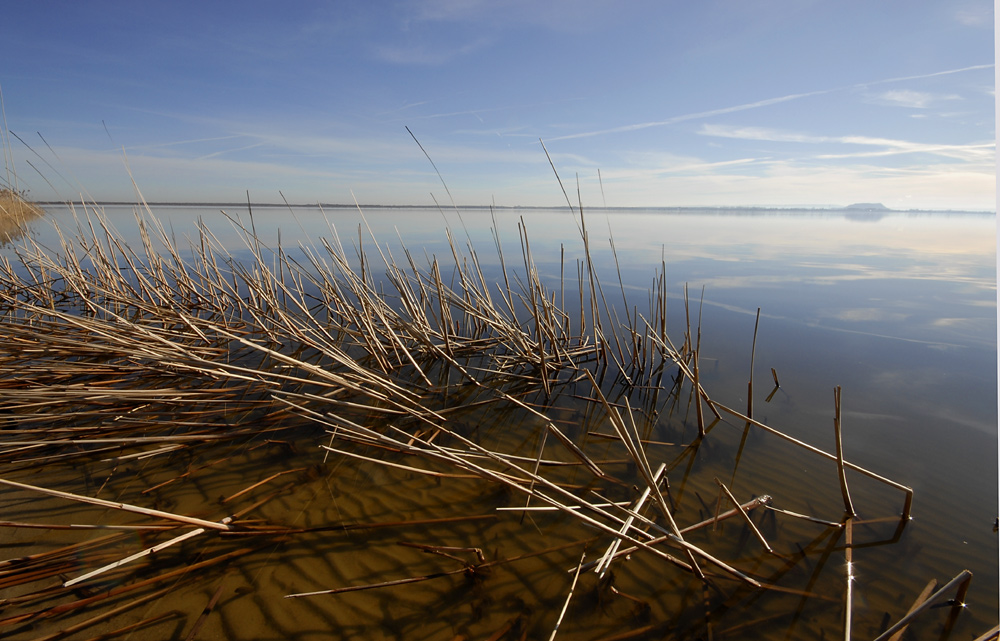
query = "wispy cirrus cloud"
xmin=698 ymin=124 xmax=995 ymax=163
xmin=128 ymin=135 xmax=249 ymax=151
xmin=373 ymin=36 xmax=494 ymax=65
xmin=698 ymin=125 xmax=824 ymax=144
xmin=591 ymin=157 xmax=995 ymax=210
xmin=600 ymin=154 xmax=765 ymax=181
xmin=406 ymin=0 xmax=616 ymax=33
xmin=815 ymin=141 xmax=994 ymax=162
xmin=870 ymin=89 xmax=961 ymax=109
xmin=953 ymin=5 xmax=992 ymax=26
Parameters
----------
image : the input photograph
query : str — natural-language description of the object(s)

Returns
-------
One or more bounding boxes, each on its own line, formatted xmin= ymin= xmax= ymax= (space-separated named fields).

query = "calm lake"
xmin=2 ymin=203 xmax=996 ymax=640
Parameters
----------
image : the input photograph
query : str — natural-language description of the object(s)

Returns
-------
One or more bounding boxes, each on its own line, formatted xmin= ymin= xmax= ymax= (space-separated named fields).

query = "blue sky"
xmin=0 ymin=1 xmax=994 ymax=209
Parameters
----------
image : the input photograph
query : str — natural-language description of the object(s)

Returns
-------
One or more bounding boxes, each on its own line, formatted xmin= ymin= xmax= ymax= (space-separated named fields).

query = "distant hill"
xmin=843 ymin=202 xmax=890 ymax=211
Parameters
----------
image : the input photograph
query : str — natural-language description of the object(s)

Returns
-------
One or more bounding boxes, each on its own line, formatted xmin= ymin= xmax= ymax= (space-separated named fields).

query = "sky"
xmin=0 ymin=1 xmax=994 ymax=210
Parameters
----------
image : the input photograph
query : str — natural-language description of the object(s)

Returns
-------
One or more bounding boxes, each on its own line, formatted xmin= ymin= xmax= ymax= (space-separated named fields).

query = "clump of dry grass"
xmin=0 ymin=188 xmax=44 ymax=244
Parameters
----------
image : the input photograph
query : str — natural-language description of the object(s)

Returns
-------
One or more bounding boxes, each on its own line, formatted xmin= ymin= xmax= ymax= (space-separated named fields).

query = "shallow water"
xmin=1 ymin=203 xmax=996 ymax=640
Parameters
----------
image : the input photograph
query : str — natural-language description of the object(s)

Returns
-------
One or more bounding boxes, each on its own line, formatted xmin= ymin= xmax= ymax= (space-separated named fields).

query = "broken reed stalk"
xmin=317 ymin=397 xmax=759 ymax=586
xmin=549 ymin=550 xmax=586 ymax=641
xmin=183 ymin=582 xmax=226 ymax=641
xmin=714 ymin=478 xmax=772 ymax=554
xmin=0 ymin=547 xmax=256 ymax=628
xmin=0 ymin=521 xmax=175 ymax=531
xmin=221 ymin=468 xmax=306 ymax=504
xmin=763 ymin=506 xmax=842 ymax=529
xmin=63 ymin=526 xmax=208 ymax=587
xmin=596 ymin=463 xmax=666 ymax=578
xmin=578 ymin=495 xmax=772 ymax=575
xmin=286 ymin=537 xmax=598 ymax=599
xmin=843 ymin=517 xmax=854 ymax=641
xmin=583 ymin=370 xmax=705 ymax=579
xmin=748 ymin=307 xmax=760 ymax=421
xmin=971 ymin=625 xmax=1000 ymax=641
xmin=27 ymin=585 xmax=176 ymax=641
xmin=833 ymin=386 xmax=856 ymax=516
xmin=707 ymin=402 xmax=912 ymax=520
xmin=84 ymin=611 xmax=182 ymax=641
xmin=397 ymin=541 xmax=486 ymax=564
xmin=886 ymin=578 xmax=937 ymax=641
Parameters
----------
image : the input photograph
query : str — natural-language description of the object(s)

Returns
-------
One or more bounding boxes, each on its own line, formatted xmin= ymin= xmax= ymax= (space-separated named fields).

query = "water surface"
xmin=4 ymin=203 xmax=996 ymax=640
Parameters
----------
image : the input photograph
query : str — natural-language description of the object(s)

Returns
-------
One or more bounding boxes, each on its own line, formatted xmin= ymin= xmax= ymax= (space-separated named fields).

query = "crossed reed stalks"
xmin=0 ymin=198 xmax=964 ymax=641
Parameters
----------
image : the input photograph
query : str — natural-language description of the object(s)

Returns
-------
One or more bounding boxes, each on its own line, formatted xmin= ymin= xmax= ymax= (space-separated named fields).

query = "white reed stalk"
xmin=0 ymin=478 xmax=233 ymax=531
xmin=63 ymin=527 xmax=206 ymax=587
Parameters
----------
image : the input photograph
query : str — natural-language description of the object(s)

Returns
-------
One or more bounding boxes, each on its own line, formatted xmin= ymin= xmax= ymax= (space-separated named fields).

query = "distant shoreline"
xmin=33 ymin=202 xmax=995 ymax=215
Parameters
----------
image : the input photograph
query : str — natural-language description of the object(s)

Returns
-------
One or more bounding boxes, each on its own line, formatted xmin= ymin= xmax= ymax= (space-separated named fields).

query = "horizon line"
xmin=33 ymin=201 xmax=996 ymax=214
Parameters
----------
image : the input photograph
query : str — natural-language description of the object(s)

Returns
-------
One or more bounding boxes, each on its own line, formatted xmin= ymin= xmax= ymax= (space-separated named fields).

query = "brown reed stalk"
xmin=763 ymin=506 xmax=842 ymax=529
xmin=549 ymin=549 xmax=586 ymax=641
xmin=971 ymin=625 xmax=1000 ymax=641
xmin=79 ymin=611 xmax=181 ymax=641
xmin=221 ymin=468 xmax=307 ymax=503
xmin=579 ymin=495 xmax=770 ymax=574
xmin=320 ymin=403 xmax=751 ymax=583
xmin=287 ymin=536 xmax=596 ymax=599
xmin=843 ymin=517 xmax=854 ymax=641
xmin=707 ymin=402 xmax=912 ymax=519
xmin=182 ymin=582 xmax=227 ymax=641
xmin=714 ymin=478 xmax=773 ymax=554
xmin=872 ymin=570 xmax=973 ymax=641
xmin=63 ymin=526 xmax=208 ymax=587
xmin=834 ymin=386 xmax=856 ymax=516
xmin=886 ymin=578 xmax=937 ymax=641
xmin=595 ymin=462 xmax=667 ymax=578
xmin=0 ymin=478 xmax=233 ymax=531
xmin=748 ymin=307 xmax=760 ymax=421
xmin=27 ymin=585 xmax=176 ymax=641
xmin=583 ymin=370 xmax=705 ymax=579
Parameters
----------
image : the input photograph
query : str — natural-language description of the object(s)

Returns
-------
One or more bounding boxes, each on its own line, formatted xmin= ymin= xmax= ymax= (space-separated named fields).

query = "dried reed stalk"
xmin=833 ymin=386 xmax=856 ymax=516
xmin=872 ymin=570 xmax=973 ymax=641
xmin=0 ymin=478 xmax=233 ymax=531
xmin=595 ymin=463 xmax=666 ymax=578
xmin=971 ymin=625 xmax=1000 ymax=641
xmin=27 ymin=585 xmax=175 ymax=641
xmin=549 ymin=550 xmax=586 ymax=641
xmin=63 ymin=527 xmax=208 ymax=587
xmin=707 ymin=402 xmax=912 ymax=519
xmin=714 ymin=478 xmax=773 ymax=554
xmin=886 ymin=578 xmax=937 ymax=641
xmin=843 ymin=517 xmax=854 ymax=641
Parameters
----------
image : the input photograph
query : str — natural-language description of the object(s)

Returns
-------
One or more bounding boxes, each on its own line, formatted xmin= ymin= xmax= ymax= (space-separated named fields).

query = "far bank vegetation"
xmin=0 ymin=188 xmax=44 ymax=243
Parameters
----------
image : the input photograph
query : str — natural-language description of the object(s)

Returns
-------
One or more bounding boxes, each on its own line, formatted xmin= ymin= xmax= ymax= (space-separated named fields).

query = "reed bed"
xmin=0 ymin=198 xmax=978 ymax=640
xmin=0 ymin=189 xmax=44 ymax=245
